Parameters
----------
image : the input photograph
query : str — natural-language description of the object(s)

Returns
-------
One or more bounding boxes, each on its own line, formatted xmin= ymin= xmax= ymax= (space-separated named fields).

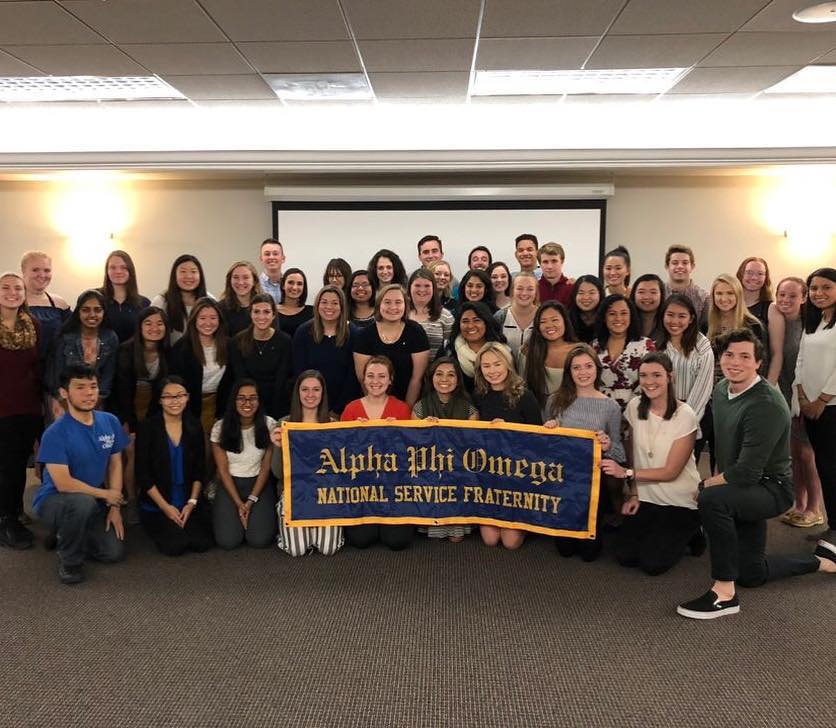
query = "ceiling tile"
xmin=5 ymin=44 xmax=147 ymax=75
xmin=586 ymin=34 xmax=726 ymax=69
xmin=610 ymin=0 xmax=769 ymax=34
xmin=162 ymin=74 xmax=276 ymax=100
xmin=360 ymin=39 xmax=474 ymax=72
xmin=368 ymin=71 xmax=470 ymax=98
xmin=0 ymin=2 xmax=104 ymax=44
xmin=200 ymin=0 xmax=349 ymax=41
xmin=121 ymin=43 xmax=253 ymax=75
xmin=61 ymin=0 xmax=225 ymax=43
xmin=815 ymin=49 xmax=836 ymax=63
xmin=701 ymin=31 xmax=836 ymax=67
xmin=481 ymin=0 xmax=625 ymax=37
xmin=344 ymin=0 xmax=481 ymax=39
xmin=0 ymin=48 xmax=43 ymax=75
xmin=667 ymin=66 xmax=800 ymax=93
xmin=743 ymin=0 xmax=836 ymax=32
xmin=238 ymin=41 xmax=360 ymax=73
xmin=476 ymin=37 xmax=597 ymax=70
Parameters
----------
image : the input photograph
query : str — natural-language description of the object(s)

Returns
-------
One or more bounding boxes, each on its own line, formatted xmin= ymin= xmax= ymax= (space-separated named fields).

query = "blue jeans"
xmin=38 ymin=493 xmax=125 ymax=568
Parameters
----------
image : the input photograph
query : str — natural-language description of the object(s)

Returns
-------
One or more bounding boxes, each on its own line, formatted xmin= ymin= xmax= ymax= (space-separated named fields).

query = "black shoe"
xmin=688 ymin=528 xmax=707 ymax=557
xmin=44 ymin=529 xmax=57 ymax=551
xmin=0 ymin=516 xmax=34 ymax=550
xmin=58 ymin=562 xmax=84 ymax=585
xmin=814 ymin=539 xmax=836 ymax=566
xmin=676 ymin=590 xmax=740 ymax=620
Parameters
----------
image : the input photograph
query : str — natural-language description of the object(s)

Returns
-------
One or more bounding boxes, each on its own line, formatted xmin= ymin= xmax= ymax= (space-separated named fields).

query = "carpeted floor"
xmin=3 ymin=486 xmax=835 ymax=728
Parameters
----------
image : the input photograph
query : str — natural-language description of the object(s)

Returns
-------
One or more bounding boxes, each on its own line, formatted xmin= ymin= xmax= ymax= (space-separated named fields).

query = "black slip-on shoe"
xmin=676 ymin=590 xmax=740 ymax=620
xmin=814 ymin=539 xmax=836 ymax=566
xmin=0 ymin=517 xmax=33 ymax=550
xmin=58 ymin=562 xmax=84 ymax=585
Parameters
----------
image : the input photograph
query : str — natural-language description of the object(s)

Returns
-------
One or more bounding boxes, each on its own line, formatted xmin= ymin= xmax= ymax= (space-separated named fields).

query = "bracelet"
xmin=818 ymin=395 xmax=831 ymax=403
xmin=247 ymin=494 xmax=259 ymax=504
xmin=187 ymin=498 xmax=198 ymax=506
xmin=625 ymin=494 xmax=638 ymax=500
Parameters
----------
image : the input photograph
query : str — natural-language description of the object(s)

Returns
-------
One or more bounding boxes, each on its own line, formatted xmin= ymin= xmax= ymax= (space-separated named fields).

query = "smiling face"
xmin=140 ymin=312 xmax=166 ymax=343
xmin=22 ymin=255 xmax=52 ymax=293
xmin=775 ymin=280 xmax=805 ymax=318
xmin=515 ymin=239 xmax=537 ymax=271
xmin=633 ymin=281 xmax=662 ymax=313
xmin=459 ymin=310 xmax=487 ymax=344
xmin=78 ymin=296 xmax=104 ymax=331
xmin=250 ymin=301 xmax=275 ymax=332
xmin=260 ymin=243 xmax=284 ymax=275
xmin=298 ymin=376 xmax=323 ymax=412
xmin=175 ymin=261 xmax=200 ymax=292
xmin=318 ymin=291 xmax=342 ymax=323
xmin=283 ymin=273 xmax=305 ymax=302
xmin=512 ymin=276 xmax=537 ymax=307
xmin=159 ymin=382 xmax=188 ymax=417
xmin=464 ymin=276 xmax=486 ymax=302
xmin=0 ymin=275 xmax=26 ymax=311
xmin=741 ymin=260 xmax=767 ymax=294
xmin=61 ymin=376 xmax=99 ymax=412
xmin=376 ymin=257 xmax=395 ymax=285
xmin=713 ymin=281 xmax=737 ymax=313
xmin=575 ymin=282 xmax=600 ymax=312
xmin=418 ymin=240 xmax=442 ymax=267
xmin=195 ymin=306 xmax=219 ymax=338
xmin=662 ymin=302 xmax=693 ymax=338
xmin=350 ymin=274 xmax=372 ymax=304
xmin=364 ymin=362 xmax=391 ymax=397
xmin=666 ymin=252 xmax=693 ymax=285
xmin=720 ymin=341 xmax=760 ymax=389
xmin=605 ymin=300 xmax=630 ymax=336
xmin=538 ymin=307 xmax=566 ymax=342
xmin=479 ymin=350 xmax=509 ymax=390
xmin=235 ymin=385 xmax=259 ymax=420
xmin=490 ymin=266 xmax=509 ymax=295
xmin=409 ymin=277 xmax=434 ymax=308
xmin=230 ymin=266 xmax=255 ymax=298
xmin=106 ymin=255 xmax=130 ymax=286
xmin=432 ymin=264 xmax=451 ymax=291
xmin=432 ymin=362 xmax=459 ymax=398
xmin=603 ymin=256 xmax=628 ymax=289
xmin=570 ymin=353 xmax=598 ymax=389
xmin=379 ymin=289 xmax=405 ymax=322
xmin=638 ymin=362 xmax=669 ymax=402
xmin=809 ymin=275 xmax=836 ymax=314
xmin=469 ymin=250 xmax=490 ymax=271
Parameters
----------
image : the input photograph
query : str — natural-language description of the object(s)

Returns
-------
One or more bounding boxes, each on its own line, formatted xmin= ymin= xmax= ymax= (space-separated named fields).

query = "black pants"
xmin=0 ymin=415 xmax=42 ymax=519
xmin=805 ymin=407 xmax=836 ymax=531
xmin=694 ymin=404 xmax=715 ymax=474
xmin=615 ymin=502 xmax=701 ymax=575
xmin=555 ymin=474 xmax=620 ymax=562
xmin=699 ymin=482 xmax=818 ymax=586
xmin=345 ymin=524 xmax=414 ymax=551
xmin=140 ymin=504 xmax=214 ymax=557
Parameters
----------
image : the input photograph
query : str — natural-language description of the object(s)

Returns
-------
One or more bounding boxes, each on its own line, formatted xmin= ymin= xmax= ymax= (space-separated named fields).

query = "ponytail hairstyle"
xmin=235 ymin=293 xmax=276 ymax=357
xmin=603 ymin=245 xmax=632 ymax=286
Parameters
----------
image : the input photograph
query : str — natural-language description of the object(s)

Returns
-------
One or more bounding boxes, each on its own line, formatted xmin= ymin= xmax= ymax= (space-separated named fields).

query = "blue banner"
xmin=281 ymin=420 xmax=601 ymax=539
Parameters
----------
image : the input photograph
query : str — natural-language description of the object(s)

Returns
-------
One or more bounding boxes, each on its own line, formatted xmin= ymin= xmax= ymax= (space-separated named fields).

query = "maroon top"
xmin=0 ymin=320 xmax=42 ymax=419
xmin=538 ymin=275 xmax=573 ymax=308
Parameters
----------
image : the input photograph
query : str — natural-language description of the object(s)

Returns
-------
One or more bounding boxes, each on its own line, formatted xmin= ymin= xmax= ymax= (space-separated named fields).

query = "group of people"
xmin=0 ymin=234 xmax=834 ymax=620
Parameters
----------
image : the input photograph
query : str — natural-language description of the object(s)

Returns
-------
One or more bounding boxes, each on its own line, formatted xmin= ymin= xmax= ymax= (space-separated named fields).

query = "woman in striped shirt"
xmin=654 ymin=294 xmax=714 ymax=428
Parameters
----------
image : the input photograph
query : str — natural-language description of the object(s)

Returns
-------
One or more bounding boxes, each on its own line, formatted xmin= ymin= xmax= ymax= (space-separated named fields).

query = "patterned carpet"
xmin=2 ymin=494 xmax=834 ymax=728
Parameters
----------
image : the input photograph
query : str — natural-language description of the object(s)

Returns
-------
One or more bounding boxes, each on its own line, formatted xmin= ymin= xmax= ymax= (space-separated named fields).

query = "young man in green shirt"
xmin=677 ymin=328 xmax=836 ymax=620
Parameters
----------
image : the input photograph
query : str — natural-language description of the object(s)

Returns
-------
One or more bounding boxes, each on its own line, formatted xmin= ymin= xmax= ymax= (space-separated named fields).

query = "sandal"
xmin=793 ymin=512 xmax=825 ymax=528
xmin=780 ymin=510 xmax=801 ymax=525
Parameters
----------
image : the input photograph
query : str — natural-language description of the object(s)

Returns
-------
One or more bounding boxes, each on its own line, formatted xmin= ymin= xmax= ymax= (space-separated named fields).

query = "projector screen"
xmin=272 ymin=201 xmax=606 ymax=284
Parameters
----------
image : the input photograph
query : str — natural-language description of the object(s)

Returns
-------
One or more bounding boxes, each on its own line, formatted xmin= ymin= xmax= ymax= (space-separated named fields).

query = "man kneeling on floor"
xmin=677 ymin=328 xmax=836 ymax=619
xmin=33 ymin=364 xmax=130 ymax=585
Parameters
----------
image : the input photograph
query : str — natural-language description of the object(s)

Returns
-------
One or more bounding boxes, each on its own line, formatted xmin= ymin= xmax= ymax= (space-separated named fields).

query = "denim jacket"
xmin=48 ymin=329 xmax=119 ymax=399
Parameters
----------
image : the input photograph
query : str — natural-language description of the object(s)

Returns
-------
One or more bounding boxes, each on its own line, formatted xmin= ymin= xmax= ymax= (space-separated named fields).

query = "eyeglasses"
xmin=236 ymin=395 xmax=259 ymax=404
xmin=160 ymin=393 xmax=188 ymax=401
xmin=351 ymin=283 xmax=370 ymax=289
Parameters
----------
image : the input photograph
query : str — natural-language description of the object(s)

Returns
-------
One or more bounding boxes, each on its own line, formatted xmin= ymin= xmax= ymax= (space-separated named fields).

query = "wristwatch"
xmin=247 ymin=494 xmax=259 ymax=504
xmin=624 ymin=468 xmax=634 ymax=480
xmin=187 ymin=498 xmax=198 ymax=506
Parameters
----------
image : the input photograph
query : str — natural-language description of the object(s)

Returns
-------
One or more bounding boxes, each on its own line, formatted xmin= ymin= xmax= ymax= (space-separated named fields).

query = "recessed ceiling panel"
xmin=0 ymin=2 xmax=104 ymax=44
xmin=667 ymin=65 xmax=800 ymax=93
xmin=0 ymin=49 xmax=42 ymax=75
xmin=6 ymin=45 xmax=147 ymax=75
xmin=476 ymin=37 xmax=597 ymax=71
xmin=344 ymin=0 xmax=481 ymax=39
xmin=200 ymin=0 xmax=350 ymax=41
xmin=481 ymin=0 xmax=624 ymax=37
xmin=586 ymin=34 xmax=726 ymax=69
xmin=122 ymin=43 xmax=253 ymax=75
xmin=701 ymin=31 xmax=836 ymax=66
xmin=162 ymin=74 xmax=276 ymax=100
xmin=610 ymin=0 xmax=769 ymax=34
xmin=368 ymin=71 xmax=470 ymax=98
xmin=359 ymin=39 xmax=474 ymax=72
xmin=743 ymin=0 xmax=836 ymax=32
xmin=238 ymin=41 xmax=361 ymax=73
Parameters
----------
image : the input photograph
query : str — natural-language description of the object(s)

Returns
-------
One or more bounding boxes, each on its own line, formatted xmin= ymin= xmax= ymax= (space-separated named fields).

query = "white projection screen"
xmin=272 ymin=201 xmax=606 ymax=283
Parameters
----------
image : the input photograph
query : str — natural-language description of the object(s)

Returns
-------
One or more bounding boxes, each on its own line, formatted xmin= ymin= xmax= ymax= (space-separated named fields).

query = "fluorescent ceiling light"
xmin=265 ymin=73 xmax=373 ymax=101
xmin=764 ymin=65 xmax=836 ymax=93
xmin=0 ymin=76 xmax=184 ymax=102
xmin=471 ymin=68 xmax=687 ymax=96
xmin=793 ymin=2 xmax=836 ymax=23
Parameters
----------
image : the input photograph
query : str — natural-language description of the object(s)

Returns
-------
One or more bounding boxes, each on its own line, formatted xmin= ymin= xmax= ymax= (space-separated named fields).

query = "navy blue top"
xmin=105 ymin=296 xmax=151 ymax=343
xmin=292 ymin=321 xmax=361 ymax=414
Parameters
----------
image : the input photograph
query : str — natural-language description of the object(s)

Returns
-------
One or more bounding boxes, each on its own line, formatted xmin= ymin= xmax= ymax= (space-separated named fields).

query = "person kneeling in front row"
xmin=34 ymin=364 xmax=130 ymax=585
xmin=676 ymin=328 xmax=836 ymax=620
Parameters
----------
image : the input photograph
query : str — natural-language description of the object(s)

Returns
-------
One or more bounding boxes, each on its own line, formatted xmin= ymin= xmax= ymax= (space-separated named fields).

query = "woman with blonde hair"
xmin=20 ymin=250 xmax=70 ymax=359
xmin=736 ymin=256 xmax=784 ymax=383
xmin=472 ymin=341 xmax=542 ymax=550
xmin=218 ymin=260 xmax=263 ymax=337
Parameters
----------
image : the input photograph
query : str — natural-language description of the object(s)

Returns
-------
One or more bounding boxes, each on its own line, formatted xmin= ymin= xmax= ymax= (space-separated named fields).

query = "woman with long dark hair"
xmin=457 ymin=269 xmax=496 ymax=313
xmin=630 ymin=273 xmax=664 ymax=340
xmin=293 ymin=286 xmax=358 ymax=416
xmin=322 ymin=258 xmax=352 ymax=301
xmin=135 ymin=376 xmax=214 ymax=556
xmin=488 ymin=261 xmax=512 ymax=310
xmin=218 ymin=260 xmax=263 ymax=337
xmin=230 ymin=293 xmax=292 ymax=419
xmin=602 ymin=352 xmax=702 ymax=575
xmin=520 ymin=301 xmax=577 ymax=413
xmin=276 ymin=268 xmax=313 ymax=338
xmin=211 ymin=379 xmax=276 ymax=549
xmin=100 ymin=250 xmax=150 ymax=343
xmin=151 ymin=254 xmax=211 ymax=344
xmin=48 ymin=288 xmax=119 ymax=403
xmin=0 ymin=272 xmax=42 ymax=549
xmin=348 ymin=270 xmax=376 ymax=329
xmin=368 ymin=249 xmax=407 ymax=289
xmin=568 ymin=274 xmax=604 ymax=344
xmin=272 ymin=370 xmax=344 ymax=556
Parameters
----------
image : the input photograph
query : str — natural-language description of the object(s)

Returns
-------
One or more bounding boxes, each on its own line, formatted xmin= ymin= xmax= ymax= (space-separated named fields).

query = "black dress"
xmin=353 ymin=321 xmax=430 ymax=402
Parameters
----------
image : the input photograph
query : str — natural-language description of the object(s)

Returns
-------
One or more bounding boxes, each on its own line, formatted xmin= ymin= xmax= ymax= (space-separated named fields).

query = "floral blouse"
xmin=591 ymin=337 xmax=656 ymax=410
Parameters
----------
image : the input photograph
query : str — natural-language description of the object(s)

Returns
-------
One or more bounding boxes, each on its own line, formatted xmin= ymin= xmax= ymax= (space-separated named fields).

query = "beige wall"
xmin=0 ymin=172 xmax=833 ymax=304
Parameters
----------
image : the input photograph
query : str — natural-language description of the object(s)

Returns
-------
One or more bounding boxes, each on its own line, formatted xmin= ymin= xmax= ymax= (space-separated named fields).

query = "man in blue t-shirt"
xmin=35 ymin=364 xmax=130 ymax=585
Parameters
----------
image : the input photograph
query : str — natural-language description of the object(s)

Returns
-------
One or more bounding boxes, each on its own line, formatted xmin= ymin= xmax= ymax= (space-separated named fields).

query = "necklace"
xmin=254 ymin=339 xmax=270 ymax=356
xmin=645 ymin=409 xmax=665 ymax=459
